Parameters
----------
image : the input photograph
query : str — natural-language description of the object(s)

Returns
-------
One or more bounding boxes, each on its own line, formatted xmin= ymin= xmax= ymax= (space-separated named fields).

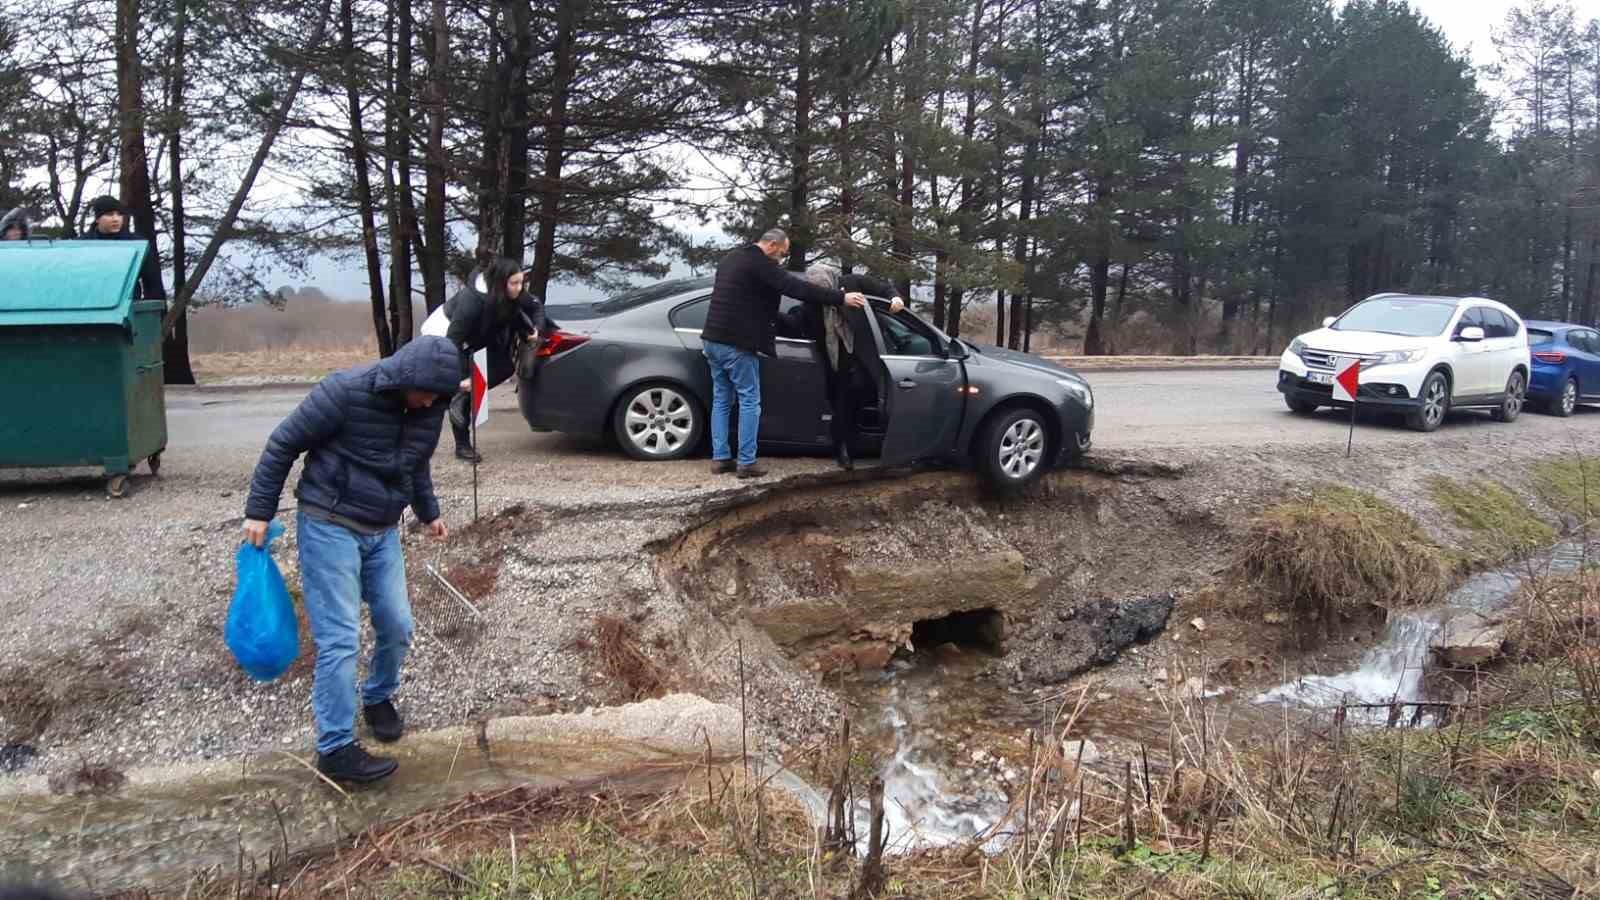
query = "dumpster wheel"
xmin=106 ymin=475 xmax=127 ymax=498
xmin=148 ymin=452 xmax=162 ymax=476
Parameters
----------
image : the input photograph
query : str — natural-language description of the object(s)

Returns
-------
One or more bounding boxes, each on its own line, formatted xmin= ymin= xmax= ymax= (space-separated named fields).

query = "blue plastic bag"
xmin=225 ymin=519 xmax=300 ymax=681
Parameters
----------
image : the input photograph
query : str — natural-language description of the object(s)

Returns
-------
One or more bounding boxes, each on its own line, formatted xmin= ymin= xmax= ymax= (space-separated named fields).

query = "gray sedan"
xmin=516 ymin=276 xmax=1094 ymax=487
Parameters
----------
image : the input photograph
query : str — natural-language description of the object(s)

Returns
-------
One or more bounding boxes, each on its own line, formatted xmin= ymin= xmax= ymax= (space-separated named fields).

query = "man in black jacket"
xmin=83 ymin=196 xmax=167 ymax=303
xmin=242 ymin=336 xmax=460 ymax=783
xmin=700 ymin=228 xmax=866 ymax=478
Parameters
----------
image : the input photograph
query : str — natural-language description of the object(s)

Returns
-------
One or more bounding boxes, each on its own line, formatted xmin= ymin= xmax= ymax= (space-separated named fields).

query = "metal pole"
xmin=471 ymin=398 xmax=479 ymax=523
xmin=1346 ymin=395 xmax=1357 ymax=458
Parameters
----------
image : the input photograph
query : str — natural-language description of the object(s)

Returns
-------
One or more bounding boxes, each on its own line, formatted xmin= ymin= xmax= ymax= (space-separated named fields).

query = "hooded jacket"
xmin=245 ymin=336 xmax=462 ymax=528
xmin=0 ymin=208 xmax=31 ymax=239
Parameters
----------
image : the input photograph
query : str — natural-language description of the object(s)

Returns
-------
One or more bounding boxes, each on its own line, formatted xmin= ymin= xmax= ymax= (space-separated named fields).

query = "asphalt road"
xmin=168 ymin=368 xmax=1600 ymax=458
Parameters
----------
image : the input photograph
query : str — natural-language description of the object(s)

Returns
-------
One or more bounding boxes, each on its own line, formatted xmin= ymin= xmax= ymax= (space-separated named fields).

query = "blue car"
xmin=1525 ymin=320 xmax=1600 ymax=416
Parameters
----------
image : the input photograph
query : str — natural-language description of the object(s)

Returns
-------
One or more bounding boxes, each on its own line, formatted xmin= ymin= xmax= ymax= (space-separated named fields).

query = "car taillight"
xmin=536 ymin=329 xmax=589 ymax=358
xmin=1532 ymin=350 xmax=1566 ymax=364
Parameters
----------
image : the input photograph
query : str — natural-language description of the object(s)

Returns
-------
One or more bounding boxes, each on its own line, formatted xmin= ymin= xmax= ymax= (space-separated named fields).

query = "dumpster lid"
xmin=0 ymin=240 xmax=150 ymax=327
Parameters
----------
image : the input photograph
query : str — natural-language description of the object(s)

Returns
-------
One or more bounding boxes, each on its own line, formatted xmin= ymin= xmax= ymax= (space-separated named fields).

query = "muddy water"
xmin=1256 ymin=542 xmax=1587 ymax=718
xmin=0 ymin=731 xmax=710 ymax=894
xmin=784 ymin=543 xmax=1590 ymax=852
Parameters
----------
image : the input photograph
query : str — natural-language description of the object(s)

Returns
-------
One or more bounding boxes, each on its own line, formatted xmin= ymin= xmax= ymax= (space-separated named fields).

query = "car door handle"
xmin=896 ymin=379 xmax=917 ymax=389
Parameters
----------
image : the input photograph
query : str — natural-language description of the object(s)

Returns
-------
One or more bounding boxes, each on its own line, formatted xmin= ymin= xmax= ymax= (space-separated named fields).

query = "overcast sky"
xmin=292 ymin=0 xmax=1529 ymax=303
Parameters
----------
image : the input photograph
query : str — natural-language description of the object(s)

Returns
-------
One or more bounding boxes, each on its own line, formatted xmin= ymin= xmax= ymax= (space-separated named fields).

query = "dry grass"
xmin=592 ymin=614 xmax=671 ymax=702
xmin=190 ymin=343 xmax=377 ymax=384
xmin=1232 ymin=485 xmax=1454 ymax=644
xmin=0 ymin=615 xmax=154 ymax=742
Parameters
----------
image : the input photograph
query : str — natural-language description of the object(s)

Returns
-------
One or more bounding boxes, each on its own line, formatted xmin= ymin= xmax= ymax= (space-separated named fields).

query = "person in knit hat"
xmin=84 ymin=195 xmax=166 ymax=303
xmin=0 ymin=207 xmax=32 ymax=240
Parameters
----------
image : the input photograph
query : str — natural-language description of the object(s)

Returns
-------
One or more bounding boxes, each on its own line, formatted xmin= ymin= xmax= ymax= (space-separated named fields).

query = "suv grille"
xmin=1300 ymin=347 xmax=1377 ymax=372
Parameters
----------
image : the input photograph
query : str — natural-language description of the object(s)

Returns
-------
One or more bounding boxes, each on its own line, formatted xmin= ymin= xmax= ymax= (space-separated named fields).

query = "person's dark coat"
xmin=781 ymin=271 xmax=896 ymax=351
xmin=245 ymin=335 xmax=462 ymax=528
xmin=701 ymin=244 xmax=846 ymax=357
xmin=83 ymin=226 xmax=167 ymax=302
xmin=443 ymin=270 xmax=545 ymax=363
xmin=0 ymin=207 xmax=32 ymax=239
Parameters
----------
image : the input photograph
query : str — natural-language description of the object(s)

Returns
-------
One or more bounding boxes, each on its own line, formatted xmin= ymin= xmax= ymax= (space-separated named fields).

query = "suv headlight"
xmin=1287 ymin=338 xmax=1305 ymax=357
xmin=1368 ymin=348 xmax=1426 ymax=367
xmin=1057 ymin=378 xmax=1093 ymax=409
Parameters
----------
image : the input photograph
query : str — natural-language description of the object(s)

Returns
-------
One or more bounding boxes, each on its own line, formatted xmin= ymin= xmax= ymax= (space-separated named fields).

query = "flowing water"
xmin=1255 ymin=542 xmax=1588 ymax=718
xmin=0 ymin=727 xmax=711 ymax=894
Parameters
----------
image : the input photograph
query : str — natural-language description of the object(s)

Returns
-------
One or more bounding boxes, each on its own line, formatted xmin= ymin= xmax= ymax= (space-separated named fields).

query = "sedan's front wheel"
xmin=613 ymin=382 xmax=704 ymax=461
xmin=978 ymin=407 xmax=1051 ymax=489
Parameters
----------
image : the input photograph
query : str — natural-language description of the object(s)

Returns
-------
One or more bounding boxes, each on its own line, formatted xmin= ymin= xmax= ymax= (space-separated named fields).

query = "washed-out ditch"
xmin=2 ymin=453 xmax=1592 ymax=891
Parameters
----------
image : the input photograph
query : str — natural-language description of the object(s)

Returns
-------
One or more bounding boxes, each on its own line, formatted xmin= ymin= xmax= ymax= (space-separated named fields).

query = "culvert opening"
xmin=911 ymin=608 xmax=1005 ymax=655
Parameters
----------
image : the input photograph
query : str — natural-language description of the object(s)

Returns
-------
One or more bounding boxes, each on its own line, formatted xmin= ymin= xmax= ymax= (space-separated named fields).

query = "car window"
xmin=594 ymin=277 xmax=714 ymax=315
xmin=877 ymin=312 xmax=936 ymax=356
xmin=1334 ymin=298 xmax=1457 ymax=337
xmin=669 ymin=297 xmax=709 ymax=331
xmin=1481 ymin=309 xmax=1516 ymax=339
xmin=1527 ymin=328 xmax=1555 ymax=345
xmin=1454 ymin=307 xmax=1485 ymax=336
xmin=1576 ymin=330 xmax=1600 ymax=354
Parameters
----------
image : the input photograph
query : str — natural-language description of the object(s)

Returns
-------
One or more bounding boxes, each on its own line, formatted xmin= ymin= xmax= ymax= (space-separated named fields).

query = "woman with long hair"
xmin=419 ymin=256 xmax=545 ymax=461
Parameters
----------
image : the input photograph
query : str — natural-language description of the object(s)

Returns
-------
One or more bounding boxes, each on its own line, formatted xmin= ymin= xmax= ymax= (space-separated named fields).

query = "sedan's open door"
xmin=860 ymin=304 xmax=968 ymax=467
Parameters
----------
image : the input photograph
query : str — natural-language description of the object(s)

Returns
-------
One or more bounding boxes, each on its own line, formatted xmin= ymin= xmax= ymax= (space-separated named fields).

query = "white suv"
xmin=1277 ymin=293 xmax=1531 ymax=432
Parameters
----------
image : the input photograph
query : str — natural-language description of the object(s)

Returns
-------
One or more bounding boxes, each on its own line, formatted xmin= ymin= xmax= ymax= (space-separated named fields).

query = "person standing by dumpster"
xmin=241 ymin=335 xmax=461 ymax=783
xmin=83 ymin=195 xmax=167 ymax=304
xmin=700 ymin=228 xmax=867 ymax=478
xmin=0 ymin=208 xmax=31 ymax=240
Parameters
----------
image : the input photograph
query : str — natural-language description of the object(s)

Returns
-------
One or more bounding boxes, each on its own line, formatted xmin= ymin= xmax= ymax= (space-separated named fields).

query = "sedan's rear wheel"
xmin=978 ymin=407 xmax=1050 ymax=489
xmin=1406 ymin=372 xmax=1450 ymax=432
xmin=1548 ymin=377 xmax=1578 ymax=417
xmin=1490 ymin=370 xmax=1526 ymax=423
xmin=613 ymin=382 xmax=703 ymax=461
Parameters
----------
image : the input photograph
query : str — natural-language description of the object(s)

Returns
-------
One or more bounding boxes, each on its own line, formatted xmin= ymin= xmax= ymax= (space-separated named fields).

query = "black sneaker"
xmin=711 ymin=459 xmax=736 ymax=475
xmin=455 ymin=445 xmax=483 ymax=463
xmin=316 ymin=742 xmax=397 ymax=784
xmin=736 ymin=463 xmax=768 ymax=479
xmin=363 ymin=700 xmax=404 ymax=743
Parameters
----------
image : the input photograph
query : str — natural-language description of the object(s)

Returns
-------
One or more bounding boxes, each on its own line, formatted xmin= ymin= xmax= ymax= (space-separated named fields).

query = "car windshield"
xmin=593 ymin=277 xmax=713 ymax=315
xmin=1527 ymin=328 xmax=1555 ymax=345
xmin=1332 ymin=299 xmax=1456 ymax=337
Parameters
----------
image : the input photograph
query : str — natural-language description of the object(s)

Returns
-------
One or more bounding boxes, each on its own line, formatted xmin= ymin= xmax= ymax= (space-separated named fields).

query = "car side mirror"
xmin=1457 ymin=326 xmax=1485 ymax=342
xmin=945 ymin=339 xmax=969 ymax=361
xmin=1322 ymin=316 xmax=1337 ymax=328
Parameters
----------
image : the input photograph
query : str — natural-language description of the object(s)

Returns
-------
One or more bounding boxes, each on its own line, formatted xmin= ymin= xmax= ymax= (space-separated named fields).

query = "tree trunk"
xmin=1084 ymin=253 xmax=1110 ymax=355
xmin=163 ymin=0 xmax=195 ymax=384
xmin=164 ymin=0 xmax=334 ymax=333
xmin=501 ymin=0 xmax=533 ymax=261
xmin=421 ymin=0 xmax=448 ymax=311
xmin=476 ymin=6 xmax=506 ymax=266
xmin=892 ymin=12 xmax=920 ymax=303
xmin=949 ymin=0 xmax=986 ymax=338
xmin=346 ymin=0 xmax=392 ymax=357
xmin=528 ymin=0 xmax=578 ymax=300
xmin=788 ymin=0 xmax=815 ymax=271
xmin=389 ymin=0 xmax=415 ymax=347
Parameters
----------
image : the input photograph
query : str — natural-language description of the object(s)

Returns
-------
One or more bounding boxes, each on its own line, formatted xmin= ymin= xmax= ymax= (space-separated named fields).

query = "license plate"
xmin=1307 ymin=372 xmax=1333 ymax=385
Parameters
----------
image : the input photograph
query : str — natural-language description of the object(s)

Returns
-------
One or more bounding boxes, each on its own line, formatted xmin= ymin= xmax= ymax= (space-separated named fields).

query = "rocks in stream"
xmin=1023 ymin=593 xmax=1176 ymax=685
xmin=1429 ymin=612 xmax=1507 ymax=669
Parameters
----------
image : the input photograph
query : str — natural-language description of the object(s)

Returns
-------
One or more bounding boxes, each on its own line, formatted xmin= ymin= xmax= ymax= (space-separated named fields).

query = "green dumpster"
xmin=0 ymin=240 xmax=168 ymax=496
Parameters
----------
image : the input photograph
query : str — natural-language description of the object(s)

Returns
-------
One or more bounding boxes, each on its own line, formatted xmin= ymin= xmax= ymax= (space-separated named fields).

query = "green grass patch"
xmin=1426 ymin=475 xmax=1556 ymax=558
xmin=1531 ymin=456 xmax=1600 ymax=523
xmin=1233 ymin=485 xmax=1452 ymax=642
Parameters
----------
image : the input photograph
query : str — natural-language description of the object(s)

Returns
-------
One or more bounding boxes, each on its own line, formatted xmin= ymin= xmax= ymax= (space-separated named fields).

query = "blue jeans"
xmin=296 ymin=511 xmax=414 ymax=755
xmin=703 ymin=340 xmax=761 ymax=466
